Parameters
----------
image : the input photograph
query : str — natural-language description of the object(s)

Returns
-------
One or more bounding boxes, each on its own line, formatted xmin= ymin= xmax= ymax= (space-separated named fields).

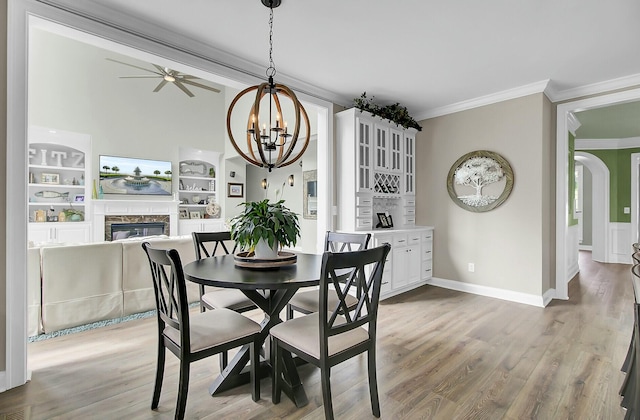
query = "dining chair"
xmin=621 ymin=263 xmax=640 ymax=416
xmin=286 ymin=231 xmax=371 ymax=320
xmin=192 ymin=231 xmax=257 ymax=314
xmin=623 ymin=252 xmax=640 ymax=377
xmin=271 ymin=243 xmax=391 ymax=420
xmin=142 ymin=242 xmax=261 ymax=419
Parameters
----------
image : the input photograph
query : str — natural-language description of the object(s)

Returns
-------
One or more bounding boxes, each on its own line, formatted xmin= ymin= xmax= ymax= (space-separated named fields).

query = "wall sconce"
xmin=261 ymin=178 xmax=268 ymax=189
xmin=229 ymin=171 xmax=236 ymax=178
xmin=288 ymin=174 xmax=294 ymax=187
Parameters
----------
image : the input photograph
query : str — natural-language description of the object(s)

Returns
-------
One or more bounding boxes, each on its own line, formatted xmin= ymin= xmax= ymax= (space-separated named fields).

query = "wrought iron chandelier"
xmin=226 ymin=0 xmax=310 ymax=172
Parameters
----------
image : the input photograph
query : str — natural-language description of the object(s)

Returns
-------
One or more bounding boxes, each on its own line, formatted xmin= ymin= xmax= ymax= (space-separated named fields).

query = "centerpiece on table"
xmin=230 ymin=199 xmax=300 ymax=266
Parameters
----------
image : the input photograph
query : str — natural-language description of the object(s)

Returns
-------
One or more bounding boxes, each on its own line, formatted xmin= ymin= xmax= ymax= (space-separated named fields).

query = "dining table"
xmin=183 ymin=252 xmax=323 ymax=408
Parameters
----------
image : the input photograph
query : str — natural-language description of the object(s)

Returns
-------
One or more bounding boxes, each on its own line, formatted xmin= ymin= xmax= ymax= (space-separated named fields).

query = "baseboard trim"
xmin=427 ymin=277 xmax=549 ymax=307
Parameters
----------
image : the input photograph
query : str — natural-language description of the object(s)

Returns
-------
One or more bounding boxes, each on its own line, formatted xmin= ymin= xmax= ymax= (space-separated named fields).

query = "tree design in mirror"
xmin=447 ymin=150 xmax=514 ymax=213
xmin=303 ymin=170 xmax=317 ymax=219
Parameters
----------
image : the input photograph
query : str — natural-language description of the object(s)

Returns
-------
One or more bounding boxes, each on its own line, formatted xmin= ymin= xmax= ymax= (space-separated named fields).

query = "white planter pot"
xmin=254 ymin=237 xmax=279 ymax=259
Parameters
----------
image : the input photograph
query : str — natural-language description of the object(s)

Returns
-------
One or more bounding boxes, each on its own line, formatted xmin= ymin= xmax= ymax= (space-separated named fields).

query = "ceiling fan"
xmin=106 ymin=58 xmax=221 ymax=97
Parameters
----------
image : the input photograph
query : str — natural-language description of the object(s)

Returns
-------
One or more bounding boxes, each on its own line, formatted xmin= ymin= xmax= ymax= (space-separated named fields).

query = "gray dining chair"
xmin=142 ymin=242 xmax=261 ymax=419
xmin=270 ymin=243 xmax=391 ymax=420
xmin=286 ymin=231 xmax=371 ymax=319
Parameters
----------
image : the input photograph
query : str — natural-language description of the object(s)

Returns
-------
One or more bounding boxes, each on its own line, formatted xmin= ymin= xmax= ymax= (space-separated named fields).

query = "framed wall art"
xmin=227 ymin=182 xmax=244 ymax=198
xmin=447 ymin=150 xmax=514 ymax=213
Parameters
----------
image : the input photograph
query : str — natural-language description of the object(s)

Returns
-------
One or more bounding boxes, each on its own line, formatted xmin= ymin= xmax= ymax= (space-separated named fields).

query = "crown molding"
xmin=575 ymin=137 xmax=640 ymax=150
xmin=548 ymin=73 xmax=640 ymax=103
xmin=416 ymin=80 xmax=550 ymax=120
xmin=567 ymin=112 xmax=581 ymax=136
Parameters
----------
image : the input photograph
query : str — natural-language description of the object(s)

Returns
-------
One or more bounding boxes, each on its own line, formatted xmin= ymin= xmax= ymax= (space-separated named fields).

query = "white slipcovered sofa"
xmin=28 ymin=235 xmax=200 ymax=335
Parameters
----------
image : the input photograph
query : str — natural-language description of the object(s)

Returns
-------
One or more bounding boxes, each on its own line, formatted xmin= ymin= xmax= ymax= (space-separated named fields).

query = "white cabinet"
xmin=336 ymin=108 xmax=417 ymax=232
xmin=178 ymin=219 xmax=226 ymax=235
xmin=28 ymin=126 xmax=92 ymax=243
xmin=178 ymin=148 xmax=221 ymax=227
xmin=29 ymin=222 xmax=91 ymax=244
xmin=369 ymin=227 xmax=434 ymax=300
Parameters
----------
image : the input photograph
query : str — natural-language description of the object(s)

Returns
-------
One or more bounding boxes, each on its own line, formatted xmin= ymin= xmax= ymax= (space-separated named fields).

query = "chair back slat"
xmin=319 ymin=244 xmax=391 ymax=352
xmin=325 ymin=231 xmax=371 ymax=253
xmin=632 ymin=264 xmax=640 ymax=304
xmin=192 ymin=231 xmax=237 ymax=260
xmin=633 ymin=251 xmax=640 ymax=265
xmin=143 ymin=242 xmax=190 ymax=347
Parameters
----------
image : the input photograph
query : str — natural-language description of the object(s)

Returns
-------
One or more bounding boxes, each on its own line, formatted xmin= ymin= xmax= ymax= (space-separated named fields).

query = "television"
xmin=99 ymin=155 xmax=172 ymax=196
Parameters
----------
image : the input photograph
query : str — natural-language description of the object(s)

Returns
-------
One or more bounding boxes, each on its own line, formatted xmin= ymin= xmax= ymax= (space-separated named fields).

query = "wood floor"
xmin=0 ymin=251 xmax=632 ymax=419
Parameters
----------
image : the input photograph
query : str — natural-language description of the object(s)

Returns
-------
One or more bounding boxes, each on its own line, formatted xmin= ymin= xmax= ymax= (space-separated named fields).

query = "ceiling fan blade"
xmin=181 ymin=79 xmax=221 ymax=93
xmin=119 ymin=75 xmax=163 ymax=79
xmin=153 ymin=79 xmax=169 ymax=93
xmin=152 ymin=64 xmax=169 ymax=75
xmin=106 ymin=58 xmax=162 ymax=75
xmin=173 ymin=81 xmax=195 ymax=97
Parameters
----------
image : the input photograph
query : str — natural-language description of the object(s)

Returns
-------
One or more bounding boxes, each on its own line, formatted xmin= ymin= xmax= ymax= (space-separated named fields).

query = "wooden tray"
xmin=234 ymin=251 xmax=297 ymax=269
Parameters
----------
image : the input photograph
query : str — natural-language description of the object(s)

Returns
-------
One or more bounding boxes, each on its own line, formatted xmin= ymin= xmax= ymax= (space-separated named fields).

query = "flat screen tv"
xmin=99 ymin=155 xmax=172 ymax=196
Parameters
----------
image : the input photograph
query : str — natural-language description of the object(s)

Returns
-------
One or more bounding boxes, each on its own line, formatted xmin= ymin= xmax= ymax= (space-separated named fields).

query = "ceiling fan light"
xmin=163 ymin=74 xmax=176 ymax=83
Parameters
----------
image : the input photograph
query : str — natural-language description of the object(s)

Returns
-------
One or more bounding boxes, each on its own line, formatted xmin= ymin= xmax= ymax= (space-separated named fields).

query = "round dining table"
xmin=183 ymin=252 xmax=323 ymax=408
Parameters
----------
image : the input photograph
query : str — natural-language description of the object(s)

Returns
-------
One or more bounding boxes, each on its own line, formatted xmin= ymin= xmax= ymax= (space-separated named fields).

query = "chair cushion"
xmin=289 ymin=289 xmax=358 ymax=314
xmin=270 ymin=312 xmax=369 ymax=359
xmin=164 ymin=308 xmax=261 ymax=353
xmin=202 ymin=289 xmax=256 ymax=312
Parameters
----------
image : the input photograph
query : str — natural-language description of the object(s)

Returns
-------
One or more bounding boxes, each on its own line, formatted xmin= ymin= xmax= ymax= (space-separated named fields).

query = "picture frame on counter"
xmin=179 ymin=209 xmax=189 ymax=219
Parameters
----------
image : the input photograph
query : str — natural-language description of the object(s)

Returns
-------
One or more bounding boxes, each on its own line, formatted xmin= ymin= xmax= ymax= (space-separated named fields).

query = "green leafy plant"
xmin=353 ymin=92 xmax=422 ymax=131
xmin=230 ymin=199 xmax=300 ymax=250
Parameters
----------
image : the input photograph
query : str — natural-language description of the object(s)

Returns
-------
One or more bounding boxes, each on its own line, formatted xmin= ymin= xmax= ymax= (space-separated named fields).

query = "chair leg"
xmin=151 ymin=341 xmax=166 ymax=409
xmin=219 ymin=351 xmax=228 ymax=371
xmin=623 ymin=329 xmax=636 ymax=373
xmin=286 ymin=304 xmax=294 ymax=320
xmin=320 ymin=365 xmax=334 ymax=420
xmin=368 ymin=346 xmax=381 ymax=417
xmin=250 ymin=340 xmax=260 ymax=401
xmin=175 ymin=359 xmax=190 ymax=420
xmin=272 ymin=339 xmax=282 ymax=404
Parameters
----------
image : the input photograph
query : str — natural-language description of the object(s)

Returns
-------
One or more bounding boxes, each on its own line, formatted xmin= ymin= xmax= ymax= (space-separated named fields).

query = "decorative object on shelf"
xmin=92 ymin=179 xmax=98 ymax=199
xmin=190 ymin=211 xmax=202 ymax=219
xmin=98 ymin=183 xmax=104 ymax=199
xmin=106 ymin=57 xmax=221 ymax=97
xmin=34 ymin=209 xmax=46 ymax=222
xmin=179 ymin=209 xmax=189 ymax=219
xmin=205 ymin=198 xmax=221 ymax=218
xmin=29 ymin=172 xmax=36 ymax=184
xmin=51 ymin=150 xmax=67 ymax=167
xmin=208 ymin=180 xmax=215 ymax=192
xmin=58 ymin=211 xmax=66 ymax=222
xmin=33 ymin=190 xmax=69 ymax=202
xmin=376 ymin=212 xmax=393 ymax=228
xmin=230 ymin=198 xmax=300 ymax=260
xmin=191 ymin=195 xmax=201 ymax=204
xmin=41 ymin=173 xmax=60 ymax=185
xmin=40 ymin=149 xmax=48 ymax=166
xmin=227 ymin=183 xmax=244 ymax=198
xmin=353 ymin=92 xmax=422 ymax=131
xmin=226 ymin=0 xmax=310 ymax=172
xmin=447 ymin=150 xmax=514 ymax=213
xmin=70 ymin=151 xmax=85 ymax=168
xmin=179 ymin=160 xmax=207 ymax=176
xmin=209 ymin=166 xmax=216 ymax=178
xmin=61 ymin=208 xmax=84 ymax=221
xmin=74 ymin=194 xmax=85 ymax=202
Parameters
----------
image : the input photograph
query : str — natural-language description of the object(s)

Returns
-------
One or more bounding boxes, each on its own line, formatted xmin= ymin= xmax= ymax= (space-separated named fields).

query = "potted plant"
xmin=230 ymin=199 xmax=300 ymax=259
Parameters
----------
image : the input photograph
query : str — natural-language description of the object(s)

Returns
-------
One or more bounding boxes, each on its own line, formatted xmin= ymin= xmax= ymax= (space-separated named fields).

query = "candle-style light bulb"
xmin=251 ymin=114 xmax=255 ymax=130
xmin=276 ymin=113 xmax=280 ymax=128
xmin=262 ymin=124 xmax=267 ymax=136
xmin=284 ymin=121 xmax=288 ymax=134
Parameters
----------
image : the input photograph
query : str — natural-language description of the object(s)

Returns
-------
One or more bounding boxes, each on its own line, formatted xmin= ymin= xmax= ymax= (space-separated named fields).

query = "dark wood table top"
xmin=183 ymin=252 xmax=323 ymax=290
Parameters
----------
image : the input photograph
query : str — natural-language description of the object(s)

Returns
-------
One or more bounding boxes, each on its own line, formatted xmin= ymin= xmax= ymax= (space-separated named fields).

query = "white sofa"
xmin=28 ymin=235 xmax=200 ymax=335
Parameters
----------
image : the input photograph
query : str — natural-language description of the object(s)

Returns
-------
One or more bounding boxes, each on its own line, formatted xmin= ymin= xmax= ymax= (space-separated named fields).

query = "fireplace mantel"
xmin=93 ymin=199 xmax=179 ymax=241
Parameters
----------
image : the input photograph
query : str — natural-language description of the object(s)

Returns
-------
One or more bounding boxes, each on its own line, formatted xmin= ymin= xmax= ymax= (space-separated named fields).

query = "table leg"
xmin=207 ymin=288 xmax=309 ymax=407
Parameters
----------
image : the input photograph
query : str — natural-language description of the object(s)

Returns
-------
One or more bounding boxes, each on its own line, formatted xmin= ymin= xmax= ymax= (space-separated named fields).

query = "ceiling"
xmin=64 ymin=0 xmax=640 ymax=122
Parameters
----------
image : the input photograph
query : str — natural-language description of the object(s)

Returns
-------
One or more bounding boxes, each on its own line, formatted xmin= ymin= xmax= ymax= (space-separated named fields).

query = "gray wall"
xmin=416 ymin=93 xmax=555 ymax=296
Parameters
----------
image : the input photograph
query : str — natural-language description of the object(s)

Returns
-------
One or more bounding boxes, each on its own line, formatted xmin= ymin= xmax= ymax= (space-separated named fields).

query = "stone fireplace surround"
xmin=93 ymin=199 xmax=179 ymax=242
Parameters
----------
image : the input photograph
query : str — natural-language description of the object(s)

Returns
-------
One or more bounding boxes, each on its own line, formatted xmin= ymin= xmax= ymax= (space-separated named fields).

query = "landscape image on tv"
xmin=99 ymin=155 xmax=172 ymax=196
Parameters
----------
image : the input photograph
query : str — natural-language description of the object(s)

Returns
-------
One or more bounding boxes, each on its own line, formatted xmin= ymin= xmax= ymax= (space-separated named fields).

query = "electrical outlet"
xmin=468 ymin=263 xmax=475 ymax=272
xmin=624 ymin=207 xmax=631 ymax=214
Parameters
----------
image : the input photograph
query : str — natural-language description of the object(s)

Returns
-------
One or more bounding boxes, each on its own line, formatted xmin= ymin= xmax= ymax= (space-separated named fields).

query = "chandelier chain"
xmin=267 ymin=5 xmax=276 ymax=78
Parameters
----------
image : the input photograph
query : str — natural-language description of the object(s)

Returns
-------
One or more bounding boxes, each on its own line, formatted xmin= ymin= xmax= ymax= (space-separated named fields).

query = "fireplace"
xmin=104 ymin=214 xmax=170 ymax=241
xmin=111 ymin=222 xmax=165 ymax=241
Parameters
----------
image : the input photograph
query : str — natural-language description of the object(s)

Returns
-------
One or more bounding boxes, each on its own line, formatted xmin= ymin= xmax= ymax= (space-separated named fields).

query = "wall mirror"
xmin=303 ymin=170 xmax=317 ymax=219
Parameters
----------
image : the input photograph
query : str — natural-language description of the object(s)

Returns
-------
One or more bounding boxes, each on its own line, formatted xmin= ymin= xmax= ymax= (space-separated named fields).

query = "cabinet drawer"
xmin=404 ymin=216 xmax=416 ymax=225
xmin=408 ymin=233 xmax=421 ymax=245
xmin=356 ymin=196 xmax=373 ymax=206
xmin=356 ymin=207 xmax=373 ymax=217
xmin=422 ymin=231 xmax=433 ymax=241
xmin=393 ymin=234 xmax=408 ymax=247
xmin=421 ymin=260 xmax=433 ymax=279
xmin=422 ymin=243 xmax=433 ymax=260
xmin=356 ymin=218 xmax=373 ymax=228
xmin=403 ymin=207 xmax=416 ymax=216
xmin=403 ymin=197 xmax=416 ymax=207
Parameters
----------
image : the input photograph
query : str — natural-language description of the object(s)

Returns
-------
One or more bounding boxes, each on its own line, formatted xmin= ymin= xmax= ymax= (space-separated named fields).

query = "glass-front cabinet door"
xmin=357 ymin=119 xmax=372 ymax=192
xmin=404 ymin=133 xmax=415 ymax=195
xmin=390 ymin=129 xmax=403 ymax=174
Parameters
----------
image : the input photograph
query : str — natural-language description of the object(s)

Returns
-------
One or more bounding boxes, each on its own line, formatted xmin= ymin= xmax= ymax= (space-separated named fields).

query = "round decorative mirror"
xmin=447 ymin=150 xmax=514 ymax=212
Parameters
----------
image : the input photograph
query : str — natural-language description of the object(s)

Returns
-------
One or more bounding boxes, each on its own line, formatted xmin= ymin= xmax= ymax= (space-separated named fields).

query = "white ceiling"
xmin=71 ymin=0 xmax=640 ymax=122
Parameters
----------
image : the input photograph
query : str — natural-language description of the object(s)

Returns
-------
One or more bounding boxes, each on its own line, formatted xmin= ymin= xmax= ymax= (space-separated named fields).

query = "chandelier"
xmin=226 ymin=0 xmax=310 ymax=172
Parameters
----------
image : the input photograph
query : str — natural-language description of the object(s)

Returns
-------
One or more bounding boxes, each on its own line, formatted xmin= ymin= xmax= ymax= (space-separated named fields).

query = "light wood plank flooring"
xmin=0 ymin=251 xmax=632 ymax=419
